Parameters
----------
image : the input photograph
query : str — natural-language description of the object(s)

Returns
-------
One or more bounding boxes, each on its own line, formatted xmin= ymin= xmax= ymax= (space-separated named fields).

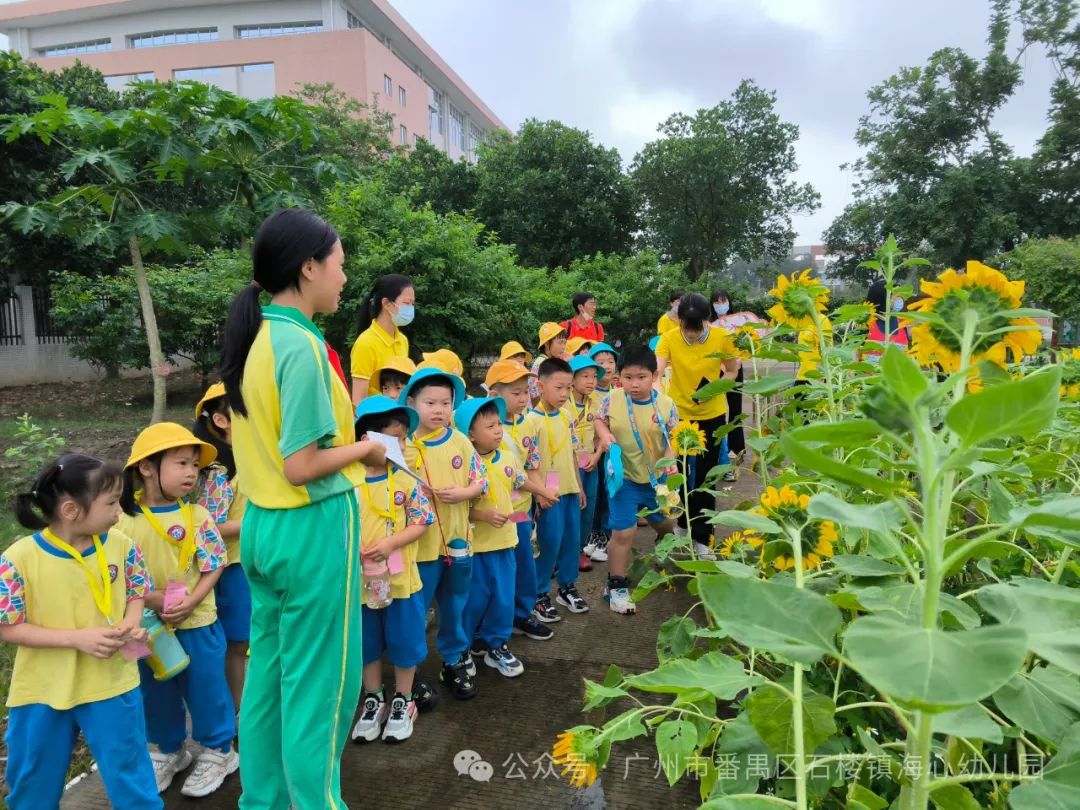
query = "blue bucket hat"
xmin=568 ymin=355 xmax=605 ymax=380
xmin=648 ymin=335 xmax=661 ymax=352
xmin=398 ymin=366 xmax=467 ymax=408
xmin=354 ymin=394 xmax=420 ymax=436
xmin=453 ymin=396 xmax=507 ymax=434
xmin=605 ymin=444 xmax=625 ymax=501
xmin=588 ymin=342 xmax=620 ymax=361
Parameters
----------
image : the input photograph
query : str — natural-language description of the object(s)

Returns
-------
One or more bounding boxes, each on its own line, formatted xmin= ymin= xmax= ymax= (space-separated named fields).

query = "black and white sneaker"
xmin=533 ymin=594 xmax=560 ymax=623
xmin=350 ymin=691 xmax=388 ymax=743
xmin=381 ymin=693 xmax=417 ymax=743
xmin=556 ymin=584 xmax=589 ymax=614
xmin=513 ymin=615 xmax=554 ymax=640
xmin=484 ymin=644 xmax=525 ymax=678
xmin=440 ymin=656 xmax=477 ymax=700
xmin=413 ymin=679 xmax=438 ymax=713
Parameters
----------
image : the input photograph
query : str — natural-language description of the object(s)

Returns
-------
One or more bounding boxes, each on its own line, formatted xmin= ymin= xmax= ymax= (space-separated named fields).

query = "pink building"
xmin=0 ymin=0 xmax=507 ymax=162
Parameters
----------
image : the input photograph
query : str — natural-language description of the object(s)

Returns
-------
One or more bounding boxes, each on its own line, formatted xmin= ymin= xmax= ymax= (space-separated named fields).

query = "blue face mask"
xmin=714 ymin=302 xmax=730 ymax=316
xmin=393 ymin=303 xmax=415 ymax=327
xmin=892 ymin=298 xmax=904 ymax=313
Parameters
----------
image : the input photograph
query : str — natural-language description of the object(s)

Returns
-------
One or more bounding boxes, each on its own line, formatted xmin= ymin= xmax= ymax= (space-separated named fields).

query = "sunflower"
xmin=732 ymin=324 xmax=761 ymax=360
xmin=1059 ymin=348 xmax=1080 ymax=399
xmin=759 ymin=484 xmax=810 ymax=513
xmin=654 ymin=483 xmax=681 ymax=513
xmin=671 ymin=420 xmax=708 ymax=457
xmin=553 ymin=730 xmax=599 ymax=788
xmin=757 ymin=485 xmax=837 ymax=571
xmin=767 ymin=269 xmax=829 ymax=329
xmin=908 ymin=261 xmax=1042 ymax=372
xmin=719 ymin=531 xmax=764 ymax=558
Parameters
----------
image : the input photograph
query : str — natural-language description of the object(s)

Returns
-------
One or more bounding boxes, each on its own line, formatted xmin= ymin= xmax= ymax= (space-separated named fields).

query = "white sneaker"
xmin=605 ymin=585 xmax=637 ymax=615
xmin=180 ymin=746 xmax=238 ymax=798
xmin=589 ymin=535 xmax=609 ymax=562
xmin=351 ymin=692 xmax=388 ymax=742
xmin=582 ymin=533 xmax=599 ymax=558
xmin=694 ymin=541 xmax=717 ymax=561
xmin=484 ymin=644 xmax=525 ymax=678
xmin=150 ymin=747 xmax=192 ymax=793
xmin=381 ymin=693 xmax=417 ymax=743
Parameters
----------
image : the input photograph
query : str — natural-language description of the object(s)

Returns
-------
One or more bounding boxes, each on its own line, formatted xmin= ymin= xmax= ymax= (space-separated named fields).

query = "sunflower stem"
xmin=810 ymin=308 xmax=836 ymax=420
xmin=788 ymin=525 xmax=809 ymax=810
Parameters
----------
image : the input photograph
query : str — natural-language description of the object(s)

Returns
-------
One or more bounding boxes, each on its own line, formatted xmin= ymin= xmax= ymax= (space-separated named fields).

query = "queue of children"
xmin=2 ymin=314 xmax=701 ymax=808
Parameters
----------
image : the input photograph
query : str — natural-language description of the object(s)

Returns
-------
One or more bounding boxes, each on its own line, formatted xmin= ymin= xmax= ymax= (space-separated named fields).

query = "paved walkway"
xmin=63 ymin=471 xmax=758 ymax=810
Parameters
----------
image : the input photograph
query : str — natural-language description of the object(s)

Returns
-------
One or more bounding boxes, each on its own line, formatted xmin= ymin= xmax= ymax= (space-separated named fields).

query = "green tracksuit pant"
xmin=238 ymin=490 xmax=362 ymax=809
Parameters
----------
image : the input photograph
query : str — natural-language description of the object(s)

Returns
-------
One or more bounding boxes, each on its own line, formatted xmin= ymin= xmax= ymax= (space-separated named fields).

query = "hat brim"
xmin=126 ymin=438 xmax=217 ymax=470
xmin=399 ymin=368 xmax=467 ymax=407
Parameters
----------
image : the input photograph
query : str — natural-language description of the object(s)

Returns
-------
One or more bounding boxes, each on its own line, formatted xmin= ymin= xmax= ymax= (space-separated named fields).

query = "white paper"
xmin=366 ymin=431 xmax=426 ymax=485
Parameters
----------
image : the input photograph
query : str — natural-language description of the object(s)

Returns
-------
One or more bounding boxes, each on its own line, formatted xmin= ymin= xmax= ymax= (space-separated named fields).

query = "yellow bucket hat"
xmin=372 ymin=356 xmax=417 ymax=390
xmin=565 ymin=336 xmax=596 ymax=356
xmin=420 ymin=349 xmax=464 ymax=376
xmin=485 ymin=359 xmax=536 ymax=388
xmin=126 ymin=422 xmax=217 ymax=470
xmin=537 ymin=322 xmax=565 ymax=348
xmin=499 ymin=340 xmax=533 ymax=364
xmin=194 ymin=381 xmax=227 ymax=421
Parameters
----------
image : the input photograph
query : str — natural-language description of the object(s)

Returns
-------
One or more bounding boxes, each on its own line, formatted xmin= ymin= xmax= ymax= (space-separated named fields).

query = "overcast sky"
xmin=394 ymin=0 xmax=1057 ymax=246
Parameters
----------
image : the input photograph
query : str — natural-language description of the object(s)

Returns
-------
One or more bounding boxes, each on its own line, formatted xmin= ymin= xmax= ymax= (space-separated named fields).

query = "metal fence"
xmin=0 ymin=289 xmax=21 ymax=346
xmin=31 ymin=286 xmax=67 ymax=344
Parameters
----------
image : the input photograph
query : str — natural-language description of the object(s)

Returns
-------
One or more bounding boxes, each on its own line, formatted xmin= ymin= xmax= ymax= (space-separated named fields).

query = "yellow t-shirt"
xmin=599 ymin=391 xmax=680 ymax=485
xmin=472 ymin=446 xmax=527 ymax=553
xmin=655 ymin=326 xmax=737 ymax=421
xmin=225 ymin=482 xmax=248 ymax=566
xmin=350 ymin=321 xmax=409 ymax=396
xmin=657 ymin=313 xmax=679 ymax=335
xmin=115 ymin=502 xmax=226 ymax=630
xmin=1 ymin=528 xmax=147 ymax=709
xmin=502 ymin=413 xmax=541 ymax=512
xmin=564 ymin=392 xmax=600 ymax=467
xmin=405 ymin=428 xmax=487 ymax=562
xmin=356 ymin=470 xmax=434 ymax=600
xmin=524 ymin=405 xmax=581 ymax=496
xmin=233 ymin=305 xmax=363 ymax=509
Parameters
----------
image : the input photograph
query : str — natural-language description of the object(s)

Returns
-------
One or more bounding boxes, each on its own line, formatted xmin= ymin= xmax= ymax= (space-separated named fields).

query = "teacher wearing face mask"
xmin=861 ymin=279 xmax=910 ymax=362
xmin=350 ymin=273 xmax=416 ymax=404
xmin=562 ymin=291 xmax=606 ymax=343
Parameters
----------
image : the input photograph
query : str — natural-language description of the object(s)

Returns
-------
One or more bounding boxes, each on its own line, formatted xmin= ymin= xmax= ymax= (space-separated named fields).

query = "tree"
xmin=292 ymin=82 xmax=395 ymax=169
xmin=2 ymin=82 xmax=334 ymax=421
xmin=374 ymin=137 xmax=478 ymax=215
xmin=631 ymin=80 xmax=819 ymax=280
xmin=473 ymin=119 xmax=638 ymax=268
xmin=994 ymin=236 xmax=1080 ymax=340
xmin=824 ymin=2 xmax=1035 ymax=280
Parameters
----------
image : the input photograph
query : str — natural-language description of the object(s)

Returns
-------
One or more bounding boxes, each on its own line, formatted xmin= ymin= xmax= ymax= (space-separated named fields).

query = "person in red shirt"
xmin=562 ymin=292 xmax=605 ymax=343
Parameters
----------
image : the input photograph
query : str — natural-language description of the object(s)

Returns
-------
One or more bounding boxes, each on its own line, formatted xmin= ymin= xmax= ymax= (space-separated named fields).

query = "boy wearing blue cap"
xmin=455 ymin=398 xmax=527 ymax=678
xmin=350 ymin=396 xmax=435 ymax=744
xmin=401 ymin=369 xmax=487 ymax=700
xmin=584 ymin=344 xmax=618 ymax=562
xmin=564 ymin=356 xmax=604 ymax=573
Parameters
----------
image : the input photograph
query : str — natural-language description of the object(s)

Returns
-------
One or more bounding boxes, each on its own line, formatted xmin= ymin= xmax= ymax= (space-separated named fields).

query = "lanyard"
xmin=41 ymin=528 xmax=113 ymax=621
xmin=535 ymin=408 xmax=569 ymax=459
xmin=360 ymin=470 xmax=398 ymax=537
xmin=482 ymin=452 xmax=514 ymax=507
xmin=413 ymin=428 xmax=466 ymax=560
xmin=573 ymin=396 xmax=591 ymax=444
xmin=624 ymin=391 xmax=671 ymax=488
xmin=139 ymin=500 xmax=196 ymax=577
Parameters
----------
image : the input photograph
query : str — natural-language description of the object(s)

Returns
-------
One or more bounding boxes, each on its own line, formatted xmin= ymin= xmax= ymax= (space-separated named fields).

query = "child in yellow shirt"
xmin=564 ymin=356 xmax=605 ymax=573
xmin=350 ymin=395 xmax=435 ymax=744
xmin=373 ymin=356 xmax=417 ymax=401
xmin=3 ymin=454 xmax=159 ymax=810
xmin=116 ymin=423 xmax=236 ymax=798
xmin=455 ymin=397 xmax=527 ymax=678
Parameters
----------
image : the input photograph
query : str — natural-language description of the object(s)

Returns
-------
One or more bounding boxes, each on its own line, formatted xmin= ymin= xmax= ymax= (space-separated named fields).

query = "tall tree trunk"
xmin=129 ymin=236 xmax=168 ymax=423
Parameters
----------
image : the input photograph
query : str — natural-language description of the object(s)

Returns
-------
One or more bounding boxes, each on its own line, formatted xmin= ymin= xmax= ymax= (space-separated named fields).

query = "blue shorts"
xmin=608 ymin=480 xmax=667 ymax=532
xmin=362 ymin=590 xmax=427 ymax=668
xmin=214 ymin=564 xmax=251 ymax=643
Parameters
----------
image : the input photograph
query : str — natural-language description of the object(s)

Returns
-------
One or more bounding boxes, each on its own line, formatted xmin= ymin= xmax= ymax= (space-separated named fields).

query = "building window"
xmin=37 ymin=38 xmax=111 ymax=57
xmin=400 ymin=125 xmax=408 ymax=145
xmin=130 ymin=28 xmax=217 ymax=48
xmin=428 ymin=88 xmax=443 ymax=137
xmin=241 ymin=63 xmax=274 ymax=72
xmin=449 ymin=104 xmax=466 ymax=150
xmin=174 ymin=67 xmax=222 ymax=79
xmin=134 ymin=72 xmax=155 ymax=81
xmin=399 ymin=86 xmax=406 ymax=106
xmin=236 ymin=22 xmax=323 ymax=39
xmin=384 ymin=75 xmax=392 ymax=96
xmin=347 ymin=10 xmax=364 ymax=29
xmin=469 ymin=123 xmax=483 ymax=155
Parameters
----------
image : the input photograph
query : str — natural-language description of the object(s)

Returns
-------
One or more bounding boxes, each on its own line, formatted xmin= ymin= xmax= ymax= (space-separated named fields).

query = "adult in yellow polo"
xmin=655 ymin=292 xmax=739 ymax=557
xmin=350 ymin=274 xmax=415 ymax=404
xmin=220 ymin=209 xmax=386 ymax=810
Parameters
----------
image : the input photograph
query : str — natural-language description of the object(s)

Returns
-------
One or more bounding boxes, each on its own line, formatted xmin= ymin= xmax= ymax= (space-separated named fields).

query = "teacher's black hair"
xmin=357 ymin=273 xmax=414 ymax=334
xmin=678 ymin=292 xmax=712 ymax=331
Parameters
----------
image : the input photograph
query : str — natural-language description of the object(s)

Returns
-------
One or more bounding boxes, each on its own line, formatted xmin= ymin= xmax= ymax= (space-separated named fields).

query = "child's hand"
xmin=115 ymin=615 xmax=148 ymax=644
xmin=160 ymin=596 xmax=198 ymax=626
xmin=358 ymin=439 xmax=387 ymax=467
xmin=583 ymin=452 xmax=601 ymax=472
xmin=483 ymin=510 xmax=509 ymax=528
xmin=362 ymin=538 xmax=397 ymax=565
xmin=435 ymin=486 xmax=470 ymax=504
xmin=578 ymin=491 xmax=587 ymax=510
xmin=75 ymin=626 xmax=125 ymax=659
xmin=536 ymin=492 xmax=557 ymax=510
xmin=143 ymin=590 xmax=165 ymax=613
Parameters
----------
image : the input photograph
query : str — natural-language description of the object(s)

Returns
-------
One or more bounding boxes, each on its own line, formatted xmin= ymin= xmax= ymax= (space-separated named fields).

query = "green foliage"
xmin=373 ymin=137 xmax=478 ymax=215
xmin=631 ymin=80 xmax=819 ymax=280
xmin=994 ymin=237 xmax=1080 ymax=338
xmin=1 ymin=414 xmax=66 ymax=506
xmin=51 ymin=249 xmax=249 ymax=379
xmin=292 ymin=82 xmax=395 ymax=169
xmin=473 ymin=119 xmax=638 ymax=268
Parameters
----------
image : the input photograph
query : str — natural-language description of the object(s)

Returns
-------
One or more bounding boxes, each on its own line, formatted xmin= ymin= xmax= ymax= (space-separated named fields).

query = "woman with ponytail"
xmin=349 ymin=273 xmax=415 ymax=404
xmin=219 ymin=208 xmax=386 ymax=809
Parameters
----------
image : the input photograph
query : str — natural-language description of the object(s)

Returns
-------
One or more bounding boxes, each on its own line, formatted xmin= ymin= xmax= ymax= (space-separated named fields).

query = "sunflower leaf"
xmin=946 ymin=366 xmax=1061 ymax=447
